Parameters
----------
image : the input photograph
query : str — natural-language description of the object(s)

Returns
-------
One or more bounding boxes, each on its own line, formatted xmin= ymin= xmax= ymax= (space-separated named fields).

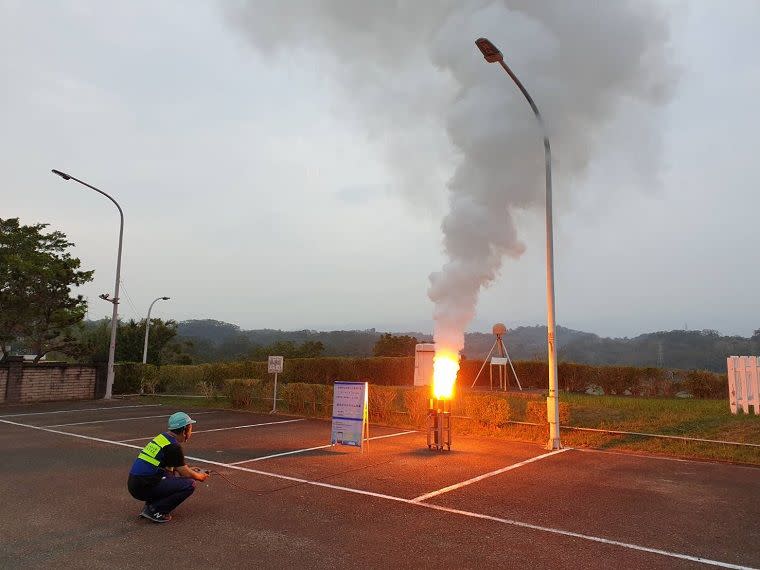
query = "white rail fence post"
xmin=727 ymin=356 xmax=760 ymax=414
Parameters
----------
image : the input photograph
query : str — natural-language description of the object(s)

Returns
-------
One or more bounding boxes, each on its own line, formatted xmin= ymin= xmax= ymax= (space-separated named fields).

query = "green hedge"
xmin=461 ymin=360 xmax=726 ymax=398
xmin=115 ymin=357 xmax=412 ymax=395
xmin=224 ymin=379 xmax=272 ymax=411
xmin=217 ymin=381 xmax=556 ymax=432
xmin=114 ymin=357 xmax=727 ymax=399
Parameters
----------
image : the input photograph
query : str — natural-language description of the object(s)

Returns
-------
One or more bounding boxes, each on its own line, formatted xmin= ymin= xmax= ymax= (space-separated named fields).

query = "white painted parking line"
xmin=419 ymin=503 xmax=754 ymax=570
xmin=230 ymin=430 xmax=417 ymax=465
xmin=0 ymin=418 xmax=753 ymax=570
xmin=43 ymin=411 xmax=215 ymax=428
xmin=0 ymin=418 xmax=146 ymax=449
xmin=229 ymin=444 xmax=331 ymax=464
xmin=195 ymin=418 xmax=305 ymax=434
xmin=366 ymin=430 xmax=417 ymax=441
xmin=0 ymin=404 xmax=162 ymax=418
xmin=411 ymin=448 xmax=570 ymax=503
xmin=117 ymin=418 xmax=306 ymax=443
xmin=0 ymin=417 xmax=407 ymax=501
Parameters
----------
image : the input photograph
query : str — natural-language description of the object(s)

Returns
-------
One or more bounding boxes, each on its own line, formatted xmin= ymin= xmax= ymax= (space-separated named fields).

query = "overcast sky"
xmin=2 ymin=1 xmax=758 ymax=338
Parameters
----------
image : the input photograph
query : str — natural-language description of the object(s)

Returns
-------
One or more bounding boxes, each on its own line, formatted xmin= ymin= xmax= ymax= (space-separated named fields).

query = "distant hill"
xmin=176 ymin=319 xmax=759 ymax=371
xmin=176 ymin=319 xmax=241 ymax=342
xmin=464 ymin=326 xmax=592 ymax=360
xmin=558 ymin=329 xmax=759 ymax=371
xmin=177 ymin=320 xmax=386 ymax=357
xmin=175 ymin=320 xmax=585 ymax=359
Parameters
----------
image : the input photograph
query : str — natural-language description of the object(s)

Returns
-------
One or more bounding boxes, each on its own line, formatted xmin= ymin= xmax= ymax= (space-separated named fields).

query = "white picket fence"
xmin=726 ymin=356 xmax=760 ymax=414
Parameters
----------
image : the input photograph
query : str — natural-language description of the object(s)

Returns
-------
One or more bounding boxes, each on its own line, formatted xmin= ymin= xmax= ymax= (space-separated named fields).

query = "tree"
xmin=372 ymin=333 xmax=418 ymax=357
xmin=161 ymin=338 xmax=196 ymax=365
xmin=72 ymin=319 xmax=111 ymax=363
xmin=115 ymin=318 xmax=180 ymax=364
xmin=0 ymin=218 xmax=93 ymax=361
xmin=74 ymin=317 xmax=187 ymax=365
xmin=247 ymin=340 xmax=325 ymax=360
xmin=298 ymin=340 xmax=325 ymax=358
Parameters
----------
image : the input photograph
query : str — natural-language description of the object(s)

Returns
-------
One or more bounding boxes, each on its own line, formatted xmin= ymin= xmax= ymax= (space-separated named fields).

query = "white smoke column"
xmin=225 ymin=1 xmax=675 ymax=356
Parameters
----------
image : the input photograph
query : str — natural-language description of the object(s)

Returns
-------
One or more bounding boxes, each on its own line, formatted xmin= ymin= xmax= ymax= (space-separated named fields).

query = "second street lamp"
xmin=52 ymin=169 xmax=123 ymax=400
xmin=474 ymin=37 xmax=561 ymax=450
xmin=142 ymin=296 xmax=171 ymax=366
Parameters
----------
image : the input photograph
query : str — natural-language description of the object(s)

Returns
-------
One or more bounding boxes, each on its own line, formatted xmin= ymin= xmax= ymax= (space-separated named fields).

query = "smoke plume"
xmin=226 ymin=1 xmax=675 ymax=354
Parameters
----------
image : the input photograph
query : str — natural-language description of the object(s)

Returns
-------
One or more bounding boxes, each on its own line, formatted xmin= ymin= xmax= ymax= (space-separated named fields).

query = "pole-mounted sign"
xmin=268 ymin=356 xmax=284 ymax=413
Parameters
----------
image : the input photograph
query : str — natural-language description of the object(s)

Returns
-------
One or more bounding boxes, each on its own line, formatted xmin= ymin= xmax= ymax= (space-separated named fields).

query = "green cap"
xmin=168 ymin=411 xmax=196 ymax=430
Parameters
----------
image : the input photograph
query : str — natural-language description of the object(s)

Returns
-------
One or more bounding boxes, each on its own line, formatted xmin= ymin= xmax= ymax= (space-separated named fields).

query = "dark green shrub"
xmin=113 ymin=363 xmax=147 ymax=394
xmin=464 ymin=393 xmax=510 ymax=427
xmin=368 ymin=385 xmax=399 ymax=423
xmin=281 ymin=383 xmax=310 ymax=414
xmin=403 ymin=387 xmax=430 ymax=428
xmin=224 ymin=379 xmax=267 ymax=409
xmin=315 ymin=383 xmax=333 ymax=418
xmin=115 ymin=358 xmax=728 ymax=400
xmin=280 ymin=383 xmax=333 ymax=417
xmin=682 ymin=370 xmax=726 ymax=398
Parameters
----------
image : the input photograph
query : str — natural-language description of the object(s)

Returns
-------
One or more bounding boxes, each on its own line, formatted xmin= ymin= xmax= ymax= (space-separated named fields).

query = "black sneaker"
xmin=140 ymin=506 xmax=171 ymax=523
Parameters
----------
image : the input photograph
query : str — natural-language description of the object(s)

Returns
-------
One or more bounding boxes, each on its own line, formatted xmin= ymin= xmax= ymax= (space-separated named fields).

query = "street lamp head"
xmin=476 ymin=37 xmax=503 ymax=63
xmin=161 ymin=297 xmax=170 ymax=301
xmin=51 ymin=169 xmax=72 ymax=180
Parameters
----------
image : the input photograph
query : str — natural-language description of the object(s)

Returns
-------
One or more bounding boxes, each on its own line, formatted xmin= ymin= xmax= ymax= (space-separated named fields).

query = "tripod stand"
xmin=471 ymin=332 xmax=522 ymax=391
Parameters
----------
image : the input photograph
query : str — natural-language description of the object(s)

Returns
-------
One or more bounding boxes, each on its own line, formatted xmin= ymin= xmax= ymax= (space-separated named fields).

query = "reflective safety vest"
xmin=137 ymin=433 xmax=172 ymax=467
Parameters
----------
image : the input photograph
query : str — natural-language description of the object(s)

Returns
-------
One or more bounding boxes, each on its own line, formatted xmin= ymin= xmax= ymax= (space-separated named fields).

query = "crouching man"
xmin=127 ymin=411 xmax=209 ymax=523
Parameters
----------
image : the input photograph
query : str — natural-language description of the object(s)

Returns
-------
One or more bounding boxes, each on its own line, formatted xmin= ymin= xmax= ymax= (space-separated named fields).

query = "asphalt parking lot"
xmin=1 ymin=400 xmax=758 ymax=569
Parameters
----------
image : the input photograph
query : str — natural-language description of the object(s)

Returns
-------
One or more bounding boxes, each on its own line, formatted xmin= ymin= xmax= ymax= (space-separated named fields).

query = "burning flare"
xmin=433 ymin=351 xmax=460 ymax=400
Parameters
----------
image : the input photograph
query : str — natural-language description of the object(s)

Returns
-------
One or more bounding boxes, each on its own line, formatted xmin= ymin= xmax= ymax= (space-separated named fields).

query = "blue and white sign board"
xmin=331 ymin=381 xmax=369 ymax=449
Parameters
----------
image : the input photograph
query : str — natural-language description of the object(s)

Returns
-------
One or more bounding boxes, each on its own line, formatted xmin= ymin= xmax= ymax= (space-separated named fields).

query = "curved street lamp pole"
xmin=52 ymin=169 xmax=123 ymax=400
xmin=475 ymin=38 xmax=561 ymax=450
xmin=143 ymin=296 xmax=171 ymax=365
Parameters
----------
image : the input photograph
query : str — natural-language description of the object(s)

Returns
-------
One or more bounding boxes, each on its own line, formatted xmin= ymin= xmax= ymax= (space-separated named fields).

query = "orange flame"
xmin=433 ymin=350 xmax=459 ymax=400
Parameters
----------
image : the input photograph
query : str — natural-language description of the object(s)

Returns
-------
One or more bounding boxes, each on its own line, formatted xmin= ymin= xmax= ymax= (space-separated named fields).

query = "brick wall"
xmin=1 ymin=359 xmax=106 ymax=403
xmin=0 ymin=368 xmax=7 ymax=404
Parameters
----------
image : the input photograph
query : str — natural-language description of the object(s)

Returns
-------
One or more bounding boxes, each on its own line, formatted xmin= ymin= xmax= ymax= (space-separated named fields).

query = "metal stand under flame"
xmin=427 ymin=398 xmax=452 ymax=451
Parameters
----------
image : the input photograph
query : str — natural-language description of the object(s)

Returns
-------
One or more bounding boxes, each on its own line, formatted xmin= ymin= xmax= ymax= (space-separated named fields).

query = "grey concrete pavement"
xmin=1 ymin=401 xmax=757 ymax=569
